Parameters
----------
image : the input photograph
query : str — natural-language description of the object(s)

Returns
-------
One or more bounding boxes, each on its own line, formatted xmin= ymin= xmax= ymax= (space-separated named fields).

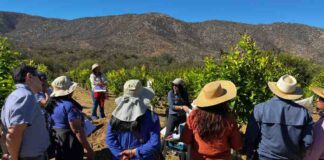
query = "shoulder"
xmin=167 ymin=91 xmax=174 ymax=97
xmin=58 ymin=99 xmax=75 ymax=110
xmin=6 ymin=88 xmax=36 ymax=107
xmin=144 ymin=110 xmax=160 ymax=122
xmin=90 ymin=73 xmax=95 ymax=78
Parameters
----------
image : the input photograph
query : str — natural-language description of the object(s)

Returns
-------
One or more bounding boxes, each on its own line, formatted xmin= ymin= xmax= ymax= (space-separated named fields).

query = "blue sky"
xmin=0 ymin=0 xmax=323 ymax=28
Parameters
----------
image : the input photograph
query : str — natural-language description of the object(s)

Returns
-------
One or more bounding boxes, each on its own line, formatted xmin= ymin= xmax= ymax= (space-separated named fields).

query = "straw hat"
xmin=311 ymin=87 xmax=324 ymax=98
xmin=51 ymin=76 xmax=78 ymax=97
xmin=268 ymin=75 xmax=303 ymax=100
xmin=91 ymin=63 xmax=100 ymax=71
xmin=193 ymin=80 xmax=237 ymax=108
xmin=112 ymin=79 xmax=155 ymax=122
xmin=172 ymin=78 xmax=184 ymax=87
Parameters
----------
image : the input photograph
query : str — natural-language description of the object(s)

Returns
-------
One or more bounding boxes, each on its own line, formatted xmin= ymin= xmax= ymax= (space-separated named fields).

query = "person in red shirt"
xmin=181 ymin=80 xmax=242 ymax=160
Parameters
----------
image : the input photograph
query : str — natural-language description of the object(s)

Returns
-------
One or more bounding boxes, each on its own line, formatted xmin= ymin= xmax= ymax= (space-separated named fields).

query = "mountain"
xmin=0 ymin=11 xmax=323 ymax=72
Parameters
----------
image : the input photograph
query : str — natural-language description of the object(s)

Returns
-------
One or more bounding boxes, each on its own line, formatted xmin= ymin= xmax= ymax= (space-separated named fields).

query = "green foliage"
xmin=0 ymin=36 xmax=50 ymax=107
xmin=0 ymin=37 xmax=21 ymax=106
xmin=308 ymin=68 xmax=324 ymax=91
xmin=68 ymin=60 xmax=94 ymax=89
xmin=107 ymin=66 xmax=148 ymax=96
xmin=69 ymin=34 xmax=321 ymax=124
xmin=217 ymin=34 xmax=294 ymax=123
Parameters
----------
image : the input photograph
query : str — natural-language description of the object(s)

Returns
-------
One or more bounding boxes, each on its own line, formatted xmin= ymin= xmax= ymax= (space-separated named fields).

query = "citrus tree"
xmin=0 ymin=36 xmax=21 ymax=106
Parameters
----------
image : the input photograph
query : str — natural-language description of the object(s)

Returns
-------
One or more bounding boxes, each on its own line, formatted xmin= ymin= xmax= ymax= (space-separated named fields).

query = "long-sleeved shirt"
xmin=167 ymin=90 xmax=189 ymax=115
xmin=106 ymin=110 xmax=161 ymax=160
xmin=89 ymin=73 xmax=108 ymax=90
xmin=244 ymin=97 xmax=314 ymax=160
xmin=304 ymin=112 xmax=324 ymax=160
xmin=181 ymin=109 xmax=242 ymax=160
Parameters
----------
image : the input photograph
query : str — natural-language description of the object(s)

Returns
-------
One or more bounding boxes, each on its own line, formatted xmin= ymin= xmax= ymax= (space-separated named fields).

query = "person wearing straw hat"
xmin=244 ymin=75 xmax=313 ymax=160
xmin=89 ymin=63 xmax=108 ymax=120
xmin=45 ymin=76 xmax=94 ymax=160
xmin=181 ymin=80 xmax=242 ymax=160
xmin=106 ymin=79 xmax=161 ymax=160
xmin=304 ymin=87 xmax=324 ymax=160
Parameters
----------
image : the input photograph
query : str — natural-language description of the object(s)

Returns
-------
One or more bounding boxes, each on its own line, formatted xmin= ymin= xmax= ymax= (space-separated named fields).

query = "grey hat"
xmin=112 ymin=79 xmax=155 ymax=122
xmin=51 ymin=76 xmax=78 ymax=97
xmin=172 ymin=78 xmax=184 ymax=86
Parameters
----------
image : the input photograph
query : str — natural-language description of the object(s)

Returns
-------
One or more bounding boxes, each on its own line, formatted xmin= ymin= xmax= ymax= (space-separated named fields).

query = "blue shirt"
xmin=244 ymin=97 xmax=313 ymax=160
xmin=106 ymin=110 xmax=161 ymax=160
xmin=50 ymin=99 xmax=83 ymax=129
xmin=1 ymin=84 xmax=50 ymax=157
xmin=167 ymin=90 xmax=189 ymax=115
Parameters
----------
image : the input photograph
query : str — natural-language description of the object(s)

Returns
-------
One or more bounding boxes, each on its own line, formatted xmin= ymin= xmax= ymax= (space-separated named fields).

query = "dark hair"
xmin=191 ymin=103 xmax=230 ymax=141
xmin=110 ymin=115 xmax=142 ymax=132
xmin=172 ymin=83 xmax=186 ymax=97
xmin=45 ymin=94 xmax=83 ymax=114
xmin=12 ymin=64 xmax=38 ymax=84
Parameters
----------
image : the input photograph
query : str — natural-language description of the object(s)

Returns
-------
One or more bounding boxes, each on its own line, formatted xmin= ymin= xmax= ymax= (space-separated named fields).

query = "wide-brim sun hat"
xmin=193 ymin=80 xmax=237 ymax=108
xmin=91 ymin=63 xmax=100 ymax=71
xmin=51 ymin=76 xmax=78 ymax=97
xmin=311 ymin=87 xmax=324 ymax=98
xmin=112 ymin=79 xmax=155 ymax=122
xmin=268 ymin=74 xmax=303 ymax=100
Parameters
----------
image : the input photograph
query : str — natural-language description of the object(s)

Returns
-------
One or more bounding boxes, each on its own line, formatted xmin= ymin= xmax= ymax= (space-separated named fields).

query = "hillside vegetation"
xmin=0 ymin=12 xmax=323 ymax=76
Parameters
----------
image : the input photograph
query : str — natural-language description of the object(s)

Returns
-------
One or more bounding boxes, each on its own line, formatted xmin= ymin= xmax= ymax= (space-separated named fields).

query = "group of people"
xmin=0 ymin=63 xmax=323 ymax=160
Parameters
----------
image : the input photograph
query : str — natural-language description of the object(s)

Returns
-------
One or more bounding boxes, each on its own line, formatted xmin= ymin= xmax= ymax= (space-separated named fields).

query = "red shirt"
xmin=181 ymin=110 xmax=242 ymax=160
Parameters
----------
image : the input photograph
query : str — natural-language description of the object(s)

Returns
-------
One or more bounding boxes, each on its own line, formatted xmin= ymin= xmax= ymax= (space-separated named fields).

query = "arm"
xmin=301 ymin=112 xmax=314 ymax=149
xmin=180 ymin=113 xmax=194 ymax=144
xmin=243 ymin=114 xmax=261 ymax=157
xmin=229 ymin=117 xmax=243 ymax=151
xmin=6 ymin=95 xmax=35 ymax=160
xmin=69 ymin=119 xmax=94 ymax=159
xmin=135 ymin=115 xmax=161 ymax=159
xmin=66 ymin=104 xmax=93 ymax=159
xmin=6 ymin=124 xmax=27 ymax=160
xmin=105 ymin=121 xmax=124 ymax=159
xmin=304 ymin=119 xmax=324 ymax=160
xmin=38 ymin=93 xmax=49 ymax=108
xmin=168 ymin=91 xmax=183 ymax=111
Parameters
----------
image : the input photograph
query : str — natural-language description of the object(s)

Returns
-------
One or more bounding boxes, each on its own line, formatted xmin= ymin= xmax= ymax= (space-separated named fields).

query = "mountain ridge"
xmin=0 ymin=11 xmax=323 ymax=71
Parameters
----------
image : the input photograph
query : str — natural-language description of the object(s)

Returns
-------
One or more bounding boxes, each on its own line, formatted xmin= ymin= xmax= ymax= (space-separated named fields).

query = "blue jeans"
xmin=91 ymin=91 xmax=105 ymax=118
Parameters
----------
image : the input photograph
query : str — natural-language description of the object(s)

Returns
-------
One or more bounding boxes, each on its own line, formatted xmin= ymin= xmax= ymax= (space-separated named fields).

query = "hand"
xmin=120 ymin=149 xmax=136 ymax=158
xmin=182 ymin=106 xmax=190 ymax=113
xmin=86 ymin=149 xmax=95 ymax=160
xmin=2 ymin=154 xmax=11 ymax=160
xmin=120 ymin=155 xmax=129 ymax=160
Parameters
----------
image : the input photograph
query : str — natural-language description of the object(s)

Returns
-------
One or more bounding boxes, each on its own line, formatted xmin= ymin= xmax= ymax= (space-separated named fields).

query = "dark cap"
xmin=38 ymin=72 xmax=47 ymax=80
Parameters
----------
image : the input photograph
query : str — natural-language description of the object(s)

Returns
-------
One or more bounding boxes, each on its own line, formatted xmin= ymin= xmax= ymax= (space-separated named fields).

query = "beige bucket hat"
xmin=51 ymin=76 xmax=78 ymax=97
xmin=311 ymin=87 xmax=324 ymax=98
xmin=112 ymin=79 xmax=155 ymax=122
xmin=193 ymin=80 xmax=237 ymax=108
xmin=91 ymin=63 xmax=100 ymax=71
xmin=268 ymin=75 xmax=303 ymax=100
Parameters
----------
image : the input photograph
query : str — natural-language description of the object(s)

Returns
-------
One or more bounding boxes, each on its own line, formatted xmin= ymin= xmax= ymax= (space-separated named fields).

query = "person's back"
xmin=244 ymin=75 xmax=313 ymax=160
xmin=254 ymin=97 xmax=313 ymax=159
